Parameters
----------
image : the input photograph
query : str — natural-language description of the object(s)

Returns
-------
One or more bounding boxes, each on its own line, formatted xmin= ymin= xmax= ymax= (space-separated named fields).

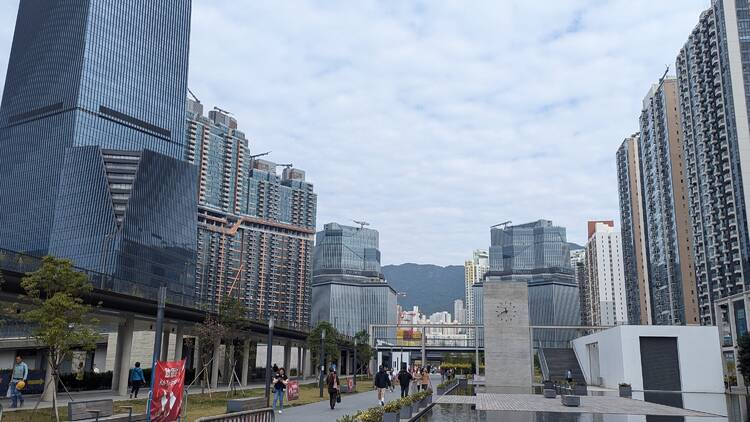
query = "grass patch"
xmin=2 ymin=383 xmax=329 ymax=422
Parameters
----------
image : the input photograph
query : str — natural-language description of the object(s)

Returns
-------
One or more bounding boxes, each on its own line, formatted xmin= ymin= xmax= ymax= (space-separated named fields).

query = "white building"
xmin=583 ymin=221 xmax=628 ymax=326
xmin=453 ymin=299 xmax=465 ymax=324
xmin=572 ymin=325 xmax=724 ymax=394
xmin=464 ymin=250 xmax=488 ymax=324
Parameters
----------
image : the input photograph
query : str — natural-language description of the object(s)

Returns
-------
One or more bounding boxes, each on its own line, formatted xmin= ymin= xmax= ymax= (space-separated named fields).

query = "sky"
xmin=0 ymin=1 xmax=710 ymax=266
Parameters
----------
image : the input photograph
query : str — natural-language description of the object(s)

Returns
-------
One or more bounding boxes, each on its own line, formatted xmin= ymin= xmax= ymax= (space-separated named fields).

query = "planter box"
xmin=425 ymin=394 xmax=433 ymax=405
xmin=400 ymin=405 xmax=413 ymax=419
xmin=561 ymin=395 xmax=580 ymax=407
xmin=543 ymin=380 xmax=555 ymax=390
xmin=619 ymin=386 xmax=632 ymax=398
xmin=573 ymin=385 xmax=588 ymax=396
xmin=437 ymin=387 xmax=446 ymax=395
xmin=412 ymin=403 xmax=421 ymax=413
xmin=383 ymin=411 xmax=399 ymax=422
xmin=543 ymin=389 xmax=556 ymax=399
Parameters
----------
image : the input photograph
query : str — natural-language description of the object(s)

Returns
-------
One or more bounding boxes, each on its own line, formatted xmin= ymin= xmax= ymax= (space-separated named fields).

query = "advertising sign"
xmin=149 ymin=360 xmax=186 ymax=422
xmin=286 ymin=380 xmax=299 ymax=401
xmin=347 ymin=377 xmax=354 ymax=392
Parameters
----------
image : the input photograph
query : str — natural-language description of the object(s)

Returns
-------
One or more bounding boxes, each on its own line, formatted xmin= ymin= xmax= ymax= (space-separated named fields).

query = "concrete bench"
xmin=68 ymin=399 xmax=145 ymax=422
xmin=226 ymin=396 xmax=266 ymax=413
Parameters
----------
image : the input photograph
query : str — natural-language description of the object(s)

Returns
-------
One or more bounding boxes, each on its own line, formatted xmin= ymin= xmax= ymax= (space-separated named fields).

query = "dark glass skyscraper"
xmin=0 ymin=1 xmax=197 ymax=303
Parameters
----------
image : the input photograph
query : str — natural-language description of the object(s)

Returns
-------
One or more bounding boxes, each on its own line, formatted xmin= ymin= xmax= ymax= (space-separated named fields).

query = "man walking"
xmin=397 ymin=363 xmax=412 ymax=398
xmin=374 ymin=365 xmax=391 ymax=406
xmin=10 ymin=355 xmax=28 ymax=408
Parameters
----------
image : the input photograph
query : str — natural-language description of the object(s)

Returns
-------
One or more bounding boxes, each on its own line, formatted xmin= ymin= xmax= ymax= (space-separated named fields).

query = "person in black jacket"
xmin=397 ymin=364 xmax=413 ymax=398
xmin=374 ymin=365 xmax=391 ymax=406
xmin=326 ymin=367 xmax=340 ymax=410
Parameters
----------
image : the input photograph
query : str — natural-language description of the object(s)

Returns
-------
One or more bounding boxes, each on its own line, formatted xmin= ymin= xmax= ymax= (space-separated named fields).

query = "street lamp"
xmin=264 ymin=316 xmax=274 ymax=407
xmin=319 ymin=328 xmax=326 ymax=398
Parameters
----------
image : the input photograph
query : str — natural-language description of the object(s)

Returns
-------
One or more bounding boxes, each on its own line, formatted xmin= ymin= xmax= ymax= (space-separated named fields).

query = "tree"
xmin=737 ymin=334 xmax=750 ymax=393
xmin=354 ymin=330 xmax=372 ymax=374
xmin=307 ymin=321 xmax=340 ymax=371
xmin=20 ymin=256 xmax=98 ymax=422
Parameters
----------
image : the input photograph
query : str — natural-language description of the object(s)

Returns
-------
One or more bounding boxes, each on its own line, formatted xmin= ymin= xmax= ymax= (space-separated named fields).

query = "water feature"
xmin=416 ymin=387 xmax=750 ymax=422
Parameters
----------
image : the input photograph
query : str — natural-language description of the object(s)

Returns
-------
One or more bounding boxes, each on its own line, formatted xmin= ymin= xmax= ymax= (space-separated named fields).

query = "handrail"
xmin=195 ymin=407 xmax=275 ymax=422
xmin=538 ymin=345 xmax=550 ymax=381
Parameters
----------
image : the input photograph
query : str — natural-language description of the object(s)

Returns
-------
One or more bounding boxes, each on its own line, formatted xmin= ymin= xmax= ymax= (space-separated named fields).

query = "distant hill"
xmin=568 ymin=242 xmax=584 ymax=250
xmin=382 ymin=263 xmax=465 ymax=316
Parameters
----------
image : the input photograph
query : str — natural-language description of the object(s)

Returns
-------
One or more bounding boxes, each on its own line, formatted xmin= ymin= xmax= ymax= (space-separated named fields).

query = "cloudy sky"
xmin=0 ymin=1 xmax=709 ymax=266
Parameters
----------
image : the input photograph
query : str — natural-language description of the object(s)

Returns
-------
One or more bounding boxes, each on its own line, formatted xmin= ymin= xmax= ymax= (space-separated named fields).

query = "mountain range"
xmin=382 ymin=242 xmax=584 ymax=316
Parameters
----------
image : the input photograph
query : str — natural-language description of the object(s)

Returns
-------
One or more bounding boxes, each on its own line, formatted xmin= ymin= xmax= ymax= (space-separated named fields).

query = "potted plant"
xmin=411 ymin=392 xmax=424 ymax=413
xmin=543 ymin=379 xmax=555 ymax=390
xmin=383 ymin=399 xmax=401 ymax=422
xmin=335 ymin=415 xmax=357 ymax=422
xmin=355 ymin=406 xmax=384 ymax=422
xmin=561 ymin=394 xmax=580 ymax=407
xmin=619 ymin=382 xmax=632 ymax=398
xmin=399 ymin=397 xmax=413 ymax=419
xmin=572 ymin=382 xmax=587 ymax=396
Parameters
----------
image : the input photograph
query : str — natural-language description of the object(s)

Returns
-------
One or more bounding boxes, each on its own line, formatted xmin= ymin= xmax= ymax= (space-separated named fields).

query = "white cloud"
xmin=0 ymin=1 xmax=710 ymax=265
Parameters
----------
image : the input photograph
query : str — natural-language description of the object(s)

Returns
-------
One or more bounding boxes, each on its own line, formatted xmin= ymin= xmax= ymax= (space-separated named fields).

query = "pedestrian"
xmin=421 ymin=368 xmax=430 ymax=391
xmin=272 ymin=367 xmax=288 ymax=414
xmin=397 ymin=364 xmax=412 ymax=398
xmin=9 ymin=355 xmax=28 ymax=408
xmin=566 ymin=369 xmax=573 ymax=384
xmin=326 ymin=367 xmax=340 ymax=410
xmin=129 ymin=362 xmax=145 ymax=399
xmin=273 ymin=363 xmax=279 ymax=373
xmin=440 ymin=367 xmax=445 ymax=382
xmin=374 ymin=365 xmax=391 ymax=406
xmin=389 ymin=368 xmax=397 ymax=392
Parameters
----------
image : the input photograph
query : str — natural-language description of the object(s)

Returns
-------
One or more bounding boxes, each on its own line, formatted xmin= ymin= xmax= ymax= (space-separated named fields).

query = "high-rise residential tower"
xmin=185 ymin=99 xmax=317 ymax=326
xmin=583 ymin=221 xmax=628 ymax=326
xmin=454 ymin=299 xmax=465 ymax=324
xmin=486 ymin=220 xmax=581 ymax=345
xmin=570 ymin=249 xmax=589 ymax=325
xmin=0 ymin=1 xmax=197 ymax=303
xmin=676 ymin=0 xmax=750 ymax=325
xmin=464 ymin=249 xmax=489 ymax=324
xmin=311 ymin=223 xmax=397 ymax=337
xmin=638 ymin=78 xmax=699 ymax=325
xmin=616 ymin=134 xmax=652 ymax=325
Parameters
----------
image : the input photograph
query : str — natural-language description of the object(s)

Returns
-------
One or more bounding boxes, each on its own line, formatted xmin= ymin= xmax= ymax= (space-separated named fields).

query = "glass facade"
xmin=485 ymin=220 xmax=580 ymax=344
xmin=186 ymin=100 xmax=317 ymax=327
xmin=313 ymin=223 xmax=383 ymax=280
xmin=311 ymin=223 xmax=396 ymax=336
xmin=0 ymin=0 xmax=197 ymax=302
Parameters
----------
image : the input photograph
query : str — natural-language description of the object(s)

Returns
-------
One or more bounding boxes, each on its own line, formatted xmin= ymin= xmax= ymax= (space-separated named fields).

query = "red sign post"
xmin=287 ymin=380 xmax=300 ymax=401
xmin=149 ymin=360 xmax=186 ymax=422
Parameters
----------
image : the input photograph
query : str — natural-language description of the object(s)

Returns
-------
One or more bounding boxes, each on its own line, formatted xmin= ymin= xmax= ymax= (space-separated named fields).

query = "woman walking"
xmin=421 ymin=368 xmax=430 ymax=391
xmin=326 ymin=367 xmax=340 ymax=409
xmin=129 ymin=362 xmax=145 ymax=399
xmin=272 ymin=368 xmax=288 ymax=414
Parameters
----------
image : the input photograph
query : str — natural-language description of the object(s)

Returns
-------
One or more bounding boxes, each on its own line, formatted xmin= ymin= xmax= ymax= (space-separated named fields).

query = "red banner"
xmin=286 ymin=380 xmax=299 ymax=401
xmin=150 ymin=360 xmax=186 ymax=422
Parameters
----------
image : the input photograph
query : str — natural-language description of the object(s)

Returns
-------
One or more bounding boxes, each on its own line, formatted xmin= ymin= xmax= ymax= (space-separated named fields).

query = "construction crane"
xmin=491 ymin=220 xmax=512 ymax=229
xmin=249 ymin=151 xmax=271 ymax=160
xmin=278 ymin=163 xmax=293 ymax=169
xmin=188 ymin=88 xmax=200 ymax=103
xmin=213 ymin=106 xmax=233 ymax=116
xmin=353 ymin=220 xmax=370 ymax=229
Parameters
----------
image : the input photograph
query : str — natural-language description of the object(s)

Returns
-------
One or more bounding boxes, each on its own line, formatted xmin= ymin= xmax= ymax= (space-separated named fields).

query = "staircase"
xmin=540 ymin=348 xmax=586 ymax=385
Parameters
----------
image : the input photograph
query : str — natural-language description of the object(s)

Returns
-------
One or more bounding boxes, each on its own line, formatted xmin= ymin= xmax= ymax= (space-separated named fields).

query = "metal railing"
xmin=195 ymin=408 xmax=275 ymax=422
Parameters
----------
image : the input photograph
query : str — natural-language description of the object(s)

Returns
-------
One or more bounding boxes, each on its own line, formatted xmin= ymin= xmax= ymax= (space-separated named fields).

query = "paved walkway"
xmin=277 ymin=374 xmax=440 ymax=422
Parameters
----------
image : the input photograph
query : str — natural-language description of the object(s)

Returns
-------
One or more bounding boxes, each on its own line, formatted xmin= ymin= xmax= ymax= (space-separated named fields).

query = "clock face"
xmin=495 ymin=301 xmax=519 ymax=323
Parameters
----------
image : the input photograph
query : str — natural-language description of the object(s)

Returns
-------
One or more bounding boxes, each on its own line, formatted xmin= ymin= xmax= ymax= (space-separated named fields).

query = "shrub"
xmin=355 ymin=406 xmax=385 ymax=422
xmin=384 ymin=399 xmax=402 ymax=413
xmin=335 ymin=415 xmax=358 ymax=422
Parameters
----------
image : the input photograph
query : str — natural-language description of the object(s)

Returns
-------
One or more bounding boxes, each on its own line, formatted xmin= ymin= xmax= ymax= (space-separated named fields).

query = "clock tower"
xmin=483 ymin=279 xmax=532 ymax=390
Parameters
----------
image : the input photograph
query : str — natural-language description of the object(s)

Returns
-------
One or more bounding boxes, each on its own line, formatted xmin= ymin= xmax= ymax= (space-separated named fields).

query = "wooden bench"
xmin=68 ymin=399 xmax=145 ymax=422
xmin=226 ymin=397 xmax=266 ymax=413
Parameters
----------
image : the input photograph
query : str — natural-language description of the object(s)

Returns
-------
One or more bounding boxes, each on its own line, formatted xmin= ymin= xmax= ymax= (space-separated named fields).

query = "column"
xmin=296 ymin=346 xmax=303 ymax=378
xmin=117 ymin=316 xmax=134 ymax=396
xmin=173 ymin=325 xmax=184 ymax=361
xmin=210 ymin=341 xmax=221 ymax=389
xmin=301 ymin=348 xmax=309 ymax=378
xmin=160 ymin=328 xmax=170 ymax=362
xmin=283 ymin=343 xmax=292 ymax=372
xmin=475 ymin=325 xmax=480 ymax=376
xmin=111 ymin=325 xmax=124 ymax=391
xmin=241 ymin=339 xmax=250 ymax=386
xmin=421 ymin=327 xmax=426 ymax=367
xmin=193 ymin=337 xmax=201 ymax=371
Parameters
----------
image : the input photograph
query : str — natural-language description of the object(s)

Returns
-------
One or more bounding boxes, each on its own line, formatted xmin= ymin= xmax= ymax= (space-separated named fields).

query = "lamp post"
xmin=353 ymin=338 xmax=358 ymax=390
xmin=319 ymin=329 xmax=326 ymax=398
xmin=264 ymin=316 xmax=274 ymax=407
